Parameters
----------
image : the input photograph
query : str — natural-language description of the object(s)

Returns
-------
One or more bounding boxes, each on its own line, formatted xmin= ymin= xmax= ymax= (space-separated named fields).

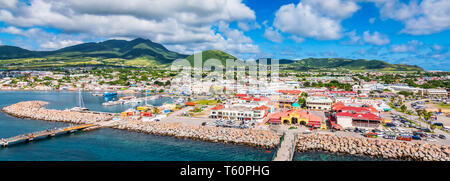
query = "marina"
xmin=0 ymin=91 xmax=448 ymax=161
xmin=0 ymin=91 xmax=274 ymax=161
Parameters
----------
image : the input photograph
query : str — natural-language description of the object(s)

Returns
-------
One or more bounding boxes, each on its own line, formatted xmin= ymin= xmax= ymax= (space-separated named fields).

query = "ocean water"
xmin=0 ymin=91 xmax=378 ymax=161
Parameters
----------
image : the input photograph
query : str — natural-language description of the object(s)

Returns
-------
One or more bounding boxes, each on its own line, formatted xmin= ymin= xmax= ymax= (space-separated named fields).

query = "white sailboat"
xmin=70 ymin=90 xmax=89 ymax=112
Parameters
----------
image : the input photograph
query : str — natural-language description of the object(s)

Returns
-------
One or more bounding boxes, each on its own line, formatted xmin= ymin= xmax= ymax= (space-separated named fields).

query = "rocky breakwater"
xmin=296 ymin=134 xmax=450 ymax=161
xmin=114 ymin=120 xmax=280 ymax=149
xmin=2 ymin=101 xmax=112 ymax=124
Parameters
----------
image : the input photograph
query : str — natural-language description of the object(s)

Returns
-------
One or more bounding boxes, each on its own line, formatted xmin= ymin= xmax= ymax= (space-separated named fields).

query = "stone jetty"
xmin=2 ymin=101 xmax=280 ymax=149
xmin=113 ymin=120 xmax=280 ymax=149
xmin=296 ymin=134 xmax=450 ymax=161
xmin=2 ymin=101 xmax=112 ymax=124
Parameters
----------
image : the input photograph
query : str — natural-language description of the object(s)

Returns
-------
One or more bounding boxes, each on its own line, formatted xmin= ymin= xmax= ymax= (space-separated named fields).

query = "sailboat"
xmin=70 ymin=90 xmax=89 ymax=112
xmin=137 ymin=90 xmax=152 ymax=111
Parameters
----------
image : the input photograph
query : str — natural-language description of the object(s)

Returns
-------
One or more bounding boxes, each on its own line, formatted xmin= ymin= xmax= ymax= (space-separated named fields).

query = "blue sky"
xmin=0 ymin=0 xmax=449 ymax=70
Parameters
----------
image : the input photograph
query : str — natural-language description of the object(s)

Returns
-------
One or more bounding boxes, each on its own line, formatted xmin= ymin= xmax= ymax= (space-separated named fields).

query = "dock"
xmin=273 ymin=131 xmax=298 ymax=161
xmin=1 ymin=124 xmax=97 ymax=147
xmin=83 ymin=110 xmax=118 ymax=116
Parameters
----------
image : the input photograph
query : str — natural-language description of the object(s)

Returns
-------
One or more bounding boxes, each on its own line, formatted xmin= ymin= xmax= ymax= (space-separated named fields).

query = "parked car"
xmin=385 ymin=123 xmax=396 ymax=127
xmin=365 ymin=132 xmax=378 ymax=138
xmin=397 ymin=135 xmax=412 ymax=141
xmin=384 ymin=135 xmax=397 ymax=140
xmin=412 ymin=135 xmax=421 ymax=140
xmin=439 ymin=134 xmax=446 ymax=139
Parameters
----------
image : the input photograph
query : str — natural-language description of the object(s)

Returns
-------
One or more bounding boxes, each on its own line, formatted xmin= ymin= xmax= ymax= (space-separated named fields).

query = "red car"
xmin=397 ymin=136 xmax=412 ymax=141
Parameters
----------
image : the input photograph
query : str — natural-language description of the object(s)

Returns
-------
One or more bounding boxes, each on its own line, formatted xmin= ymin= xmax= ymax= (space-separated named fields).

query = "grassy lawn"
xmin=194 ymin=99 xmax=218 ymax=105
xmin=439 ymin=103 xmax=450 ymax=109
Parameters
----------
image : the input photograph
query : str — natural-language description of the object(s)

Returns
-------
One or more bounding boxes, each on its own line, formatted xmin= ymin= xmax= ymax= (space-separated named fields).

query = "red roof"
xmin=239 ymin=96 xmax=262 ymax=102
xmin=340 ymin=107 xmax=371 ymax=113
xmin=235 ymin=94 xmax=247 ymax=97
xmin=253 ymin=105 xmax=269 ymax=110
xmin=330 ymin=91 xmax=357 ymax=94
xmin=185 ymin=102 xmax=196 ymax=106
xmin=211 ymin=104 xmax=225 ymax=110
xmin=335 ymin=112 xmax=380 ymax=121
xmin=332 ymin=102 xmax=346 ymax=110
xmin=277 ymin=90 xmax=302 ymax=94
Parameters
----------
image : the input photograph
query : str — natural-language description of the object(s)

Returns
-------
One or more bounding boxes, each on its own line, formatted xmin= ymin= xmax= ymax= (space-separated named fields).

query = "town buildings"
xmin=305 ymin=96 xmax=333 ymax=110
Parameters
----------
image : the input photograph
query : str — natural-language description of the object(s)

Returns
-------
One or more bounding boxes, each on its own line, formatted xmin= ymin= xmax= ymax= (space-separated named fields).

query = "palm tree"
xmin=153 ymin=107 xmax=160 ymax=114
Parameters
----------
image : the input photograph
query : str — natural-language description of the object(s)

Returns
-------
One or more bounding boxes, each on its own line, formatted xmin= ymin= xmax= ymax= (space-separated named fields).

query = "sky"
xmin=0 ymin=0 xmax=449 ymax=71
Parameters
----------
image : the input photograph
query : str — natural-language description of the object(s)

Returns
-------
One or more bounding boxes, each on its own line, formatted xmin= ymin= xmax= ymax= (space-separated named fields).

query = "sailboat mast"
xmin=78 ymin=89 xmax=81 ymax=107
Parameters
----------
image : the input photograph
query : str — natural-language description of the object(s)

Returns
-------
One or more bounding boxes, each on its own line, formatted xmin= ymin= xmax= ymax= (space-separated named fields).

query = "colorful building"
xmin=269 ymin=109 xmax=322 ymax=127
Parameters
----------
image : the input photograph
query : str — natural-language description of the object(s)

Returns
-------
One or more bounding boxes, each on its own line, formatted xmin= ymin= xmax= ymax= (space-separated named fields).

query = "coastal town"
xmin=1 ymin=67 xmax=449 ymax=161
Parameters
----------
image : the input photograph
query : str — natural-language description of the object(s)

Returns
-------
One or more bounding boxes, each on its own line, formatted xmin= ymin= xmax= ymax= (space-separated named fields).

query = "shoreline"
xmin=1 ymin=101 xmax=280 ymax=150
xmin=2 ymin=101 xmax=450 ymax=161
xmin=295 ymin=134 xmax=450 ymax=161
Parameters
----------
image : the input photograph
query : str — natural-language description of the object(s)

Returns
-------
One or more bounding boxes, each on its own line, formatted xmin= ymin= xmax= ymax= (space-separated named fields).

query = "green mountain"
xmin=0 ymin=45 xmax=38 ymax=59
xmin=185 ymin=50 xmax=236 ymax=66
xmin=0 ymin=38 xmax=187 ymax=69
xmin=53 ymin=38 xmax=186 ymax=63
xmin=283 ymin=58 xmax=424 ymax=71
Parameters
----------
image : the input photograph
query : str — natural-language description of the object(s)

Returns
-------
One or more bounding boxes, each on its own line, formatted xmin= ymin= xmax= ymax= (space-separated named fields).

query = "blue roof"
xmin=292 ymin=102 xmax=300 ymax=107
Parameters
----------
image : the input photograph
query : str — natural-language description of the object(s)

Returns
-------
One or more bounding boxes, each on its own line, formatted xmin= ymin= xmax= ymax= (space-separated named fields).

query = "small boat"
xmin=104 ymin=92 xmax=118 ymax=97
xmin=69 ymin=90 xmax=88 ymax=112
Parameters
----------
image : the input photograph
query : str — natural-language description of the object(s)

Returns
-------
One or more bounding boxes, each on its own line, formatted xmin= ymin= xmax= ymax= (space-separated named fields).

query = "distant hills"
xmin=282 ymin=58 xmax=424 ymax=71
xmin=0 ymin=38 xmax=423 ymax=71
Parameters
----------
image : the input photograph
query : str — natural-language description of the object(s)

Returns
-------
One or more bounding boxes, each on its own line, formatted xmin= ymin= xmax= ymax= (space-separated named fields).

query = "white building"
xmin=426 ymin=89 xmax=448 ymax=97
xmin=306 ymin=96 xmax=333 ymax=110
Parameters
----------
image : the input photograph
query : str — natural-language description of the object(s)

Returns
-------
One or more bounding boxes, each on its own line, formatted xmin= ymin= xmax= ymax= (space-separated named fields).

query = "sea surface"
xmin=0 ymin=91 xmax=380 ymax=161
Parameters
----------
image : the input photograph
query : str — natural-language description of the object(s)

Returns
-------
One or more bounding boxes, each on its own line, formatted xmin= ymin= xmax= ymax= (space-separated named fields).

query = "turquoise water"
xmin=0 ymin=91 xmax=378 ymax=161
xmin=293 ymin=151 xmax=390 ymax=161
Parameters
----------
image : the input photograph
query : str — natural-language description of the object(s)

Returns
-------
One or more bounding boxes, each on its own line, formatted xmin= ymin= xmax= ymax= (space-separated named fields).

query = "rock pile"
xmin=114 ymin=120 xmax=281 ymax=149
xmin=2 ymin=101 xmax=112 ymax=124
xmin=296 ymin=134 xmax=450 ymax=161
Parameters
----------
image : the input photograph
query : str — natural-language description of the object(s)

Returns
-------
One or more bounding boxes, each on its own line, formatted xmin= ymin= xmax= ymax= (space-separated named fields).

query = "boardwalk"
xmin=1 ymin=124 xmax=97 ymax=147
xmin=273 ymin=131 xmax=298 ymax=161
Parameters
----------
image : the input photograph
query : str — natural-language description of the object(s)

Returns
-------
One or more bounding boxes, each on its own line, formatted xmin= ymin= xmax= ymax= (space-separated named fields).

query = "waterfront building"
xmin=333 ymin=112 xmax=382 ymax=129
xmin=305 ymin=96 xmax=333 ymax=110
xmin=209 ymin=104 xmax=269 ymax=122
xmin=268 ymin=109 xmax=322 ymax=127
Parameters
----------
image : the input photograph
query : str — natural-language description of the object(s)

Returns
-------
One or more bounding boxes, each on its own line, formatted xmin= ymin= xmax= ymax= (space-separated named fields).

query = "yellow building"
xmin=269 ymin=109 xmax=322 ymax=127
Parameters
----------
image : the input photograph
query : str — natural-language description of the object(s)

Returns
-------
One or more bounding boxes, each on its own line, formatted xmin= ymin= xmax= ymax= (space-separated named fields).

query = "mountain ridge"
xmin=0 ymin=38 xmax=424 ymax=71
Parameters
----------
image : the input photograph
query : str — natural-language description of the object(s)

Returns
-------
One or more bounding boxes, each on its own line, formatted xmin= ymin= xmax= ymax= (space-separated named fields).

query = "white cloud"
xmin=342 ymin=30 xmax=362 ymax=45
xmin=237 ymin=21 xmax=260 ymax=31
xmin=0 ymin=0 xmax=259 ymax=54
xmin=0 ymin=0 xmax=17 ymax=8
xmin=264 ymin=27 xmax=283 ymax=43
xmin=363 ymin=31 xmax=390 ymax=45
xmin=390 ymin=40 xmax=423 ymax=53
xmin=1 ymin=26 xmax=23 ymax=35
xmin=369 ymin=17 xmax=375 ymax=24
xmin=432 ymin=44 xmax=444 ymax=51
xmin=1 ymin=26 xmax=88 ymax=50
xmin=289 ymin=35 xmax=305 ymax=43
xmin=273 ymin=0 xmax=359 ymax=40
xmin=371 ymin=0 xmax=450 ymax=35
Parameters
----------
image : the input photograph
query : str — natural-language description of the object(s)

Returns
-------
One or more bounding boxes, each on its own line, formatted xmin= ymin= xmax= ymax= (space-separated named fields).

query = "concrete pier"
xmin=273 ymin=131 xmax=298 ymax=161
xmin=1 ymin=124 xmax=96 ymax=147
